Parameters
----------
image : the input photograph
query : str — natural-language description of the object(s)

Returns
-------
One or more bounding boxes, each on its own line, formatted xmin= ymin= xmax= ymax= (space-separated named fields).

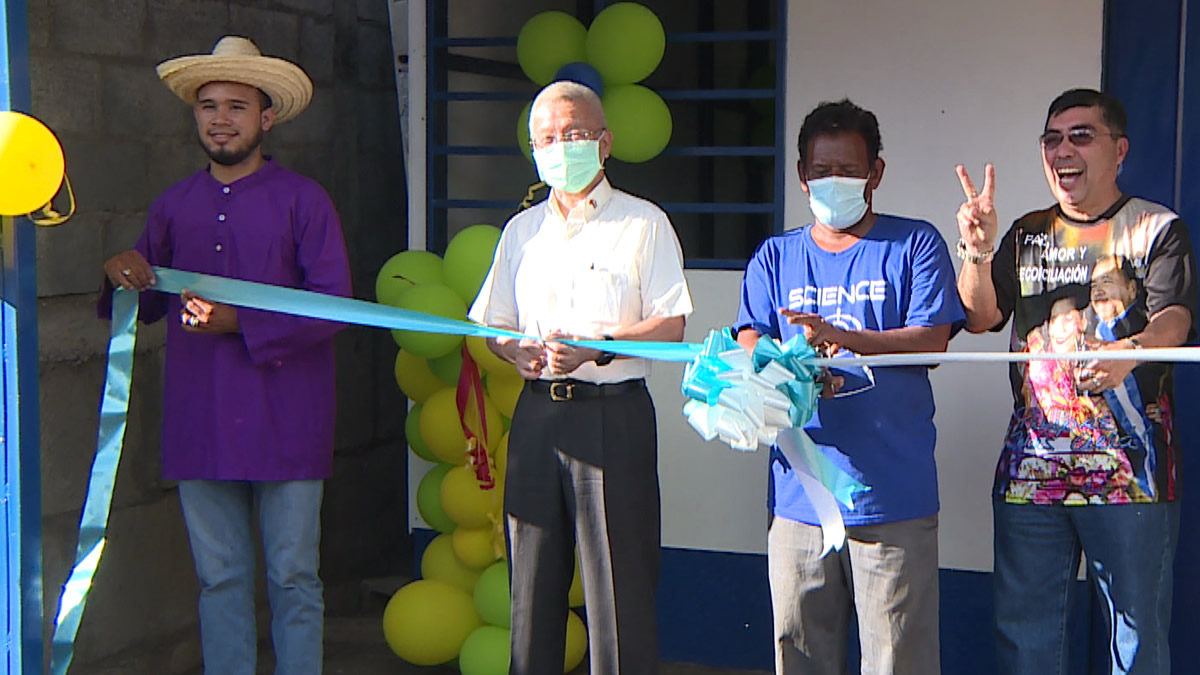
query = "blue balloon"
xmin=554 ymin=62 xmax=604 ymax=97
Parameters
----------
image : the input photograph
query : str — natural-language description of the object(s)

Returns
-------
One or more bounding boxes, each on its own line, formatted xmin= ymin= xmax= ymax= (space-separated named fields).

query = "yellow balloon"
xmin=568 ymin=552 xmax=584 ymax=608
xmin=441 ymin=464 xmax=499 ymax=529
xmin=492 ymin=479 xmax=507 ymax=560
xmin=494 ymin=432 xmax=509 ymax=477
xmin=0 ymin=111 xmax=64 ymax=216
xmin=452 ymin=526 xmax=500 ymax=570
xmin=382 ymin=579 xmax=482 ymax=665
xmin=486 ymin=372 xmax=524 ymax=419
xmin=395 ymin=350 xmax=444 ymax=403
xmin=564 ymin=610 xmax=588 ymax=672
xmin=466 ymin=335 xmax=513 ymax=376
xmin=421 ymin=387 xmax=505 ymax=465
xmin=422 ymin=533 xmax=482 ymax=593
xmin=420 ymin=387 xmax=465 ymax=463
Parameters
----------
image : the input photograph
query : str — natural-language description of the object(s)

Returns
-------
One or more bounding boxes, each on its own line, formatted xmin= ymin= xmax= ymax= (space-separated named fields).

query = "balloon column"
xmin=378 ymin=225 xmax=588 ymax=672
xmin=515 ymin=3 xmax=672 ymax=164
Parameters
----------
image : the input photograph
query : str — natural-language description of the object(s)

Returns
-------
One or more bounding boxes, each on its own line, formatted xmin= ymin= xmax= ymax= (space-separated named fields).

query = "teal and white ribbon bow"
xmin=680 ymin=329 xmax=870 ymax=554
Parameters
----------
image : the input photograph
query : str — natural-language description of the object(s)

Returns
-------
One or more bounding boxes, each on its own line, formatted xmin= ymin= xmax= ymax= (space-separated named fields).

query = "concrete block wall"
xmin=29 ymin=1 xmax=410 ymax=671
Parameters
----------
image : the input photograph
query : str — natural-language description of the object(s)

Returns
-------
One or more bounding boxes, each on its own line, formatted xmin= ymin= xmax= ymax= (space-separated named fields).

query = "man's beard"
xmin=199 ymin=127 xmax=264 ymax=166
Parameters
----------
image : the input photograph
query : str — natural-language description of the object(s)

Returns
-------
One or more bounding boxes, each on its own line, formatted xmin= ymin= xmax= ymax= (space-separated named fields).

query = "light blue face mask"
xmin=533 ymin=140 xmax=603 ymax=194
xmin=807 ymin=176 xmax=870 ymax=230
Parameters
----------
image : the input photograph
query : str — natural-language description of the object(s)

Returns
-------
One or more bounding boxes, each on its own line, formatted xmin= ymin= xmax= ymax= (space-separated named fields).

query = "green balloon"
xmin=516 ymin=100 xmax=533 ymax=163
xmin=473 ymin=561 xmax=511 ymax=628
xmin=458 ymin=625 xmax=511 ymax=675
xmin=603 ymin=84 xmax=672 ymax=163
xmin=443 ymin=225 xmax=502 ymax=306
xmin=406 ymin=403 xmax=438 ymax=462
xmin=417 ymin=463 xmax=457 ymax=534
xmin=392 ymin=283 xmax=467 ymax=359
xmin=431 ymin=347 xmax=463 ymax=386
xmin=375 ymin=250 xmax=445 ymax=307
xmin=586 ymin=3 xmax=665 ymax=84
xmin=517 ymin=11 xmax=586 ymax=85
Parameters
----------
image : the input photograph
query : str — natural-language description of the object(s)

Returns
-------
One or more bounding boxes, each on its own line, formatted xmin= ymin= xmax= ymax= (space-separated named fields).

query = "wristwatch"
xmin=956 ymin=238 xmax=995 ymax=264
xmin=1126 ymin=335 xmax=1143 ymax=349
xmin=595 ymin=334 xmax=616 ymax=366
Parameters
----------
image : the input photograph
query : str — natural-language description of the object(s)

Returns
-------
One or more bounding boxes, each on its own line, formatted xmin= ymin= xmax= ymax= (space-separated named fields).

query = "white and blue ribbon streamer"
xmin=50 ymin=289 xmax=137 ymax=675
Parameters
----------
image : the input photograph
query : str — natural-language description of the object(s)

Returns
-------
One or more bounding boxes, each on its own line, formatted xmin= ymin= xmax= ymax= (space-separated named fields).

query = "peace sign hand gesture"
xmin=955 ymin=163 xmax=998 ymax=254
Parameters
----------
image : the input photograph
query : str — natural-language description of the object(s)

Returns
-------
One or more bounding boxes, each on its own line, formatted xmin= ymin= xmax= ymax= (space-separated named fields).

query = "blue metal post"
xmin=1 ymin=0 xmax=45 ymax=672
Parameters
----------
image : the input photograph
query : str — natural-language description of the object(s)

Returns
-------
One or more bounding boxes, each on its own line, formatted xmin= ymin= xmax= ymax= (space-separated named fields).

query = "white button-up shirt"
xmin=469 ymin=179 xmax=693 ymax=384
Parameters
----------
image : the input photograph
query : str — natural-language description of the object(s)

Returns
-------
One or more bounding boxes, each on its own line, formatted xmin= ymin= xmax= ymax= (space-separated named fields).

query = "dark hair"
xmin=257 ymin=88 xmax=273 ymax=111
xmin=1045 ymin=89 xmax=1127 ymax=137
xmin=797 ymin=99 xmax=882 ymax=168
xmin=1044 ymin=283 xmax=1091 ymax=319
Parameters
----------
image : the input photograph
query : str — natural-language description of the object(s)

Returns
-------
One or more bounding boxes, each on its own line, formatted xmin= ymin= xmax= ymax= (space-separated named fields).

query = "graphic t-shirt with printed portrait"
xmin=990 ymin=197 xmax=1197 ymax=505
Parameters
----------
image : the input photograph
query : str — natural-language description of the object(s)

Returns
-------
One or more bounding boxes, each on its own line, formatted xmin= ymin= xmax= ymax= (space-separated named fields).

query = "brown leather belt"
xmin=526 ymin=378 xmax=646 ymax=402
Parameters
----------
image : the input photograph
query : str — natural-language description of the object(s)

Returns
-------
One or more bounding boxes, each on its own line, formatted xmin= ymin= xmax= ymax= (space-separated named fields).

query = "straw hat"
xmin=156 ymin=36 xmax=313 ymax=123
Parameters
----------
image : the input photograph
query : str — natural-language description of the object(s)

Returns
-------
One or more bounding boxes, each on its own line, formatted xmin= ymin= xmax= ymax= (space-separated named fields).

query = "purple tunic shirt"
xmin=101 ymin=159 xmax=352 ymax=481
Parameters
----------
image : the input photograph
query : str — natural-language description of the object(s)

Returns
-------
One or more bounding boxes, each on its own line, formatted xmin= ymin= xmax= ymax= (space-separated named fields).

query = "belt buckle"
xmin=549 ymin=381 xmax=574 ymax=401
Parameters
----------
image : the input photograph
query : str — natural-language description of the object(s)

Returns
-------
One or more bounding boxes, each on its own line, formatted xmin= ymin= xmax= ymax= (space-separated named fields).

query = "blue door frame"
xmin=1 ymin=0 xmax=44 ymax=673
xmin=1104 ymin=1 xmax=1200 ymax=671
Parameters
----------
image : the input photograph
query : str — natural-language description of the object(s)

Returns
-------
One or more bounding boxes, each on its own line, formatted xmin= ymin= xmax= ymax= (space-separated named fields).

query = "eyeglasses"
xmin=1039 ymin=126 xmax=1120 ymax=151
xmin=530 ymin=128 xmax=606 ymax=150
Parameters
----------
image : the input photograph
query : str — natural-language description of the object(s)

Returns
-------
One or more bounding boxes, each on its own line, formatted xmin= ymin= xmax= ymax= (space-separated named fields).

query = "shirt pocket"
xmin=572 ymin=266 xmax=630 ymax=324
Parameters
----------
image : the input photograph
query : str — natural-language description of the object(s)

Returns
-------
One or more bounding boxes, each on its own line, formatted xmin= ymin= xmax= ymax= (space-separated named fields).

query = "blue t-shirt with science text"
xmin=735 ymin=214 xmax=964 ymax=526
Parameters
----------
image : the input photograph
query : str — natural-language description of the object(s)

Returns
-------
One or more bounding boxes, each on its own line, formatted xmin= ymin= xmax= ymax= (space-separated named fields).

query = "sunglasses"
xmin=1039 ymin=126 xmax=1120 ymax=151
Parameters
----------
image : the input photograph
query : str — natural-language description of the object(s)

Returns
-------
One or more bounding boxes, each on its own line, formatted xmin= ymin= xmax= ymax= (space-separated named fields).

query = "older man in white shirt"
xmin=469 ymin=80 xmax=693 ymax=675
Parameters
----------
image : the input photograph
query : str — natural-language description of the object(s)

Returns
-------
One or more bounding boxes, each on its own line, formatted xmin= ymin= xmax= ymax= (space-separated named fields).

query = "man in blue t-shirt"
xmin=735 ymin=100 xmax=964 ymax=675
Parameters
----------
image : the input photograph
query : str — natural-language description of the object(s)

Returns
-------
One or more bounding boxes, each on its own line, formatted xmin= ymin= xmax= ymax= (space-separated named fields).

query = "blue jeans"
xmin=178 ymin=480 xmax=325 ymax=675
xmin=993 ymin=500 xmax=1179 ymax=675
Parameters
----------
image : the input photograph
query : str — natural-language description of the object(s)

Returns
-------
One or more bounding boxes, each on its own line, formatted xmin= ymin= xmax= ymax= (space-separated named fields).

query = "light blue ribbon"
xmin=49 ymin=289 xmax=137 ymax=675
xmin=153 ymin=268 xmax=702 ymax=363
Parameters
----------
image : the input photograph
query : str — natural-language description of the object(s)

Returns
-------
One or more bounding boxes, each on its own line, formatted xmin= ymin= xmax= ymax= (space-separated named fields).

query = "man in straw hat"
xmin=100 ymin=36 xmax=351 ymax=674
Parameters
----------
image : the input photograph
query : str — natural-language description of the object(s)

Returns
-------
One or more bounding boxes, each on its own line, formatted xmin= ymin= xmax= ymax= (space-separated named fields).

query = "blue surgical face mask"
xmin=533 ymin=140 xmax=603 ymax=194
xmin=807 ymin=176 xmax=870 ymax=230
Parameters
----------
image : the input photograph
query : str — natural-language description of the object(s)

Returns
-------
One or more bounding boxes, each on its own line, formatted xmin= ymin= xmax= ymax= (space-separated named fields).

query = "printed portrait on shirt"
xmin=1087 ymin=254 xmax=1145 ymax=342
xmin=1019 ymin=285 xmax=1106 ymax=433
xmin=1000 ymin=199 xmax=1190 ymax=506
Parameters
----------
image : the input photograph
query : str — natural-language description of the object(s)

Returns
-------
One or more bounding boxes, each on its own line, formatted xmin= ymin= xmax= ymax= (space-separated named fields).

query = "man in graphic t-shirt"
xmin=956 ymin=88 xmax=1197 ymax=674
xmin=736 ymin=99 xmax=964 ymax=675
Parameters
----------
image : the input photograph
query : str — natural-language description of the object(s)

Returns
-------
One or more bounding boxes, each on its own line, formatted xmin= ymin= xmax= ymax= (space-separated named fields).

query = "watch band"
xmin=595 ymin=334 xmax=616 ymax=366
xmin=956 ymin=238 xmax=995 ymax=264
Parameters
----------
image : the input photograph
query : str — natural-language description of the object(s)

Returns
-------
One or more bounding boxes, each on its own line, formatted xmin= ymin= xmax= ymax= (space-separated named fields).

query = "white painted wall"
xmin=651 ymin=271 xmax=771 ymax=552
xmin=403 ymin=0 xmax=1105 ymax=573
